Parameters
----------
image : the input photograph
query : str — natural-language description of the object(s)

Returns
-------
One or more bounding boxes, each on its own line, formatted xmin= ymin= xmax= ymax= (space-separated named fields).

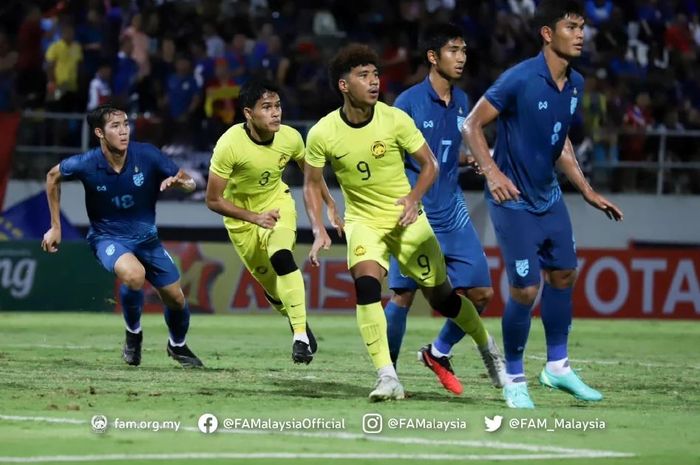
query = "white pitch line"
xmin=0 ymin=451 xmax=635 ymax=463
xmin=0 ymin=414 xmax=634 ymax=460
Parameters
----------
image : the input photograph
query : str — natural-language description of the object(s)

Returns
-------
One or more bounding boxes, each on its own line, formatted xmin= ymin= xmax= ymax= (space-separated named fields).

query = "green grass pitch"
xmin=0 ymin=312 xmax=698 ymax=464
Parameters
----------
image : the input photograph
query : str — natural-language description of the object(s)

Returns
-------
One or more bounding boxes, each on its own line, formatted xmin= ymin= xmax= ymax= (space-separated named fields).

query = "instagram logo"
xmin=362 ymin=413 xmax=383 ymax=434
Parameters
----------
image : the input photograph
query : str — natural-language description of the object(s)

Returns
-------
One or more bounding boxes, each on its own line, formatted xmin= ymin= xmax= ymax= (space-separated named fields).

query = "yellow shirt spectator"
xmin=45 ymin=39 xmax=83 ymax=92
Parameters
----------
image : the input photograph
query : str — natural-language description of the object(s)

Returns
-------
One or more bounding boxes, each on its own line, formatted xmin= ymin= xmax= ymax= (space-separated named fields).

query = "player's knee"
xmin=431 ymin=290 xmax=462 ymax=318
xmin=120 ymin=266 xmax=146 ymax=290
xmin=464 ymin=287 xmax=494 ymax=309
xmin=269 ymin=249 xmax=298 ymax=276
xmin=510 ymin=286 xmax=539 ymax=306
xmin=546 ymin=269 xmax=577 ymax=288
xmin=354 ymin=276 xmax=382 ymax=305
xmin=390 ymin=289 xmax=415 ymax=307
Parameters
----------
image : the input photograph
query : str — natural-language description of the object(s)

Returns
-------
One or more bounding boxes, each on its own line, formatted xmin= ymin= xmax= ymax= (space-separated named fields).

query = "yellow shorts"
xmin=344 ymin=213 xmax=446 ymax=287
xmin=227 ymin=195 xmax=297 ymax=295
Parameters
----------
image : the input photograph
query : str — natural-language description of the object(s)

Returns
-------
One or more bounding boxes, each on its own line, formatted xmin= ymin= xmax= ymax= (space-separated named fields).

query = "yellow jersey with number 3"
xmin=305 ymin=102 xmax=425 ymax=227
xmin=210 ymin=123 xmax=304 ymax=232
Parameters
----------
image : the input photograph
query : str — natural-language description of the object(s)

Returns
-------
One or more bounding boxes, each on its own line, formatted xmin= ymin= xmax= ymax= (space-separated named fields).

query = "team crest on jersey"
xmin=133 ymin=172 xmax=144 ymax=186
xmin=457 ymin=116 xmax=466 ymax=131
xmin=354 ymin=245 xmax=366 ymax=256
xmin=370 ymin=141 xmax=386 ymax=159
xmin=570 ymin=96 xmax=578 ymax=115
xmin=255 ymin=266 xmax=268 ymax=275
xmin=106 ymin=244 xmax=116 ymax=256
xmin=278 ymin=154 xmax=289 ymax=168
xmin=515 ymin=259 xmax=529 ymax=277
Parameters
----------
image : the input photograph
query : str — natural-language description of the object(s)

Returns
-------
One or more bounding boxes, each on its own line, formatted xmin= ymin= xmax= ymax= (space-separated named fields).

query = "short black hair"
xmin=239 ymin=79 xmax=281 ymax=110
xmin=86 ymin=104 xmax=126 ymax=131
xmin=420 ymin=23 xmax=465 ymax=64
xmin=534 ymin=0 xmax=584 ymax=31
xmin=328 ymin=43 xmax=379 ymax=96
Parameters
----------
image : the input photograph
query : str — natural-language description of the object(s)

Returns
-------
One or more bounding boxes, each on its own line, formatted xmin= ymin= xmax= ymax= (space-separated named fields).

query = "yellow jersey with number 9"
xmin=210 ymin=123 xmax=304 ymax=232
xmin=305 ymin=102 xmax=425 ymax=227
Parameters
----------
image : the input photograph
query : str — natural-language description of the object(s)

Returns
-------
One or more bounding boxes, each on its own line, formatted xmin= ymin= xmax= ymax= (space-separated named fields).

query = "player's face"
xmin=548 ymin=15 xmax=585 ymax=58
xmin=341 ymin=64 xmax=380 ymax=106
xmin=247 ymin=91 xmax=282 ymax=133
xmin=97 ymin=111 xmax=130 ymax=152
xmin=434 ymin=38 xmax=467 ymax=80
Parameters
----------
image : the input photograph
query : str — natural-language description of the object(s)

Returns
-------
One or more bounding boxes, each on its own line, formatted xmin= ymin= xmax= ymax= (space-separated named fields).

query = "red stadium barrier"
xmin=0 ymin=113 xmax=21 ymax=208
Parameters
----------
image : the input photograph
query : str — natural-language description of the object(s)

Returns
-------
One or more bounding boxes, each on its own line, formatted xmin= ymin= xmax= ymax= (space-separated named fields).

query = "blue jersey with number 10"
xmin=394 ymin=77 xmax=471 ymax=233
xmin=59 ymin=141 xmax=179 ymax=245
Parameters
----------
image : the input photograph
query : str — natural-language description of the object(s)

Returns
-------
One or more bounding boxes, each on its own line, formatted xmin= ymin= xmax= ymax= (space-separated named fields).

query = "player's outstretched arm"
xmin=557 ymin=137 xmax=623 ymax=221
xmin=303 ymin=162 xmax=332 ymax=266
xmin=160 ymin=168 xmax=196 ymax=193
xmin=297 ymin=160 xmax=343 ymax=237
xmin=41 ymin=164 xmax=63 ymax=253
xmin=398 ymin=142 xmax=438 ymax=227
xmin=463 ymin=97 xmax=520 ymax=202
xmin=205 ymin=171 xmax=279 ymax=228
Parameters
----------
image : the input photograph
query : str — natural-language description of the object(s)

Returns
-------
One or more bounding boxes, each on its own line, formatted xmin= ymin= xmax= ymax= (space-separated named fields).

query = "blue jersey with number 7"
xmin=59 ymin=141 xmax=179 ymax=245
xmin=394 ymin=77 xmax=471 ymax=233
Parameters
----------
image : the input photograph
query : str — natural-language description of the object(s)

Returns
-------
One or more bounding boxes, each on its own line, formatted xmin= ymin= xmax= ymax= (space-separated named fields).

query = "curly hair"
xmin=328 ymin=43 xmax=379 ymax=97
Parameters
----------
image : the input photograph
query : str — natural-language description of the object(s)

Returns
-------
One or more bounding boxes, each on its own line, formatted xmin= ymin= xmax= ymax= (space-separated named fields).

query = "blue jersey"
xmin=484 ymin=52 xmax=584 ymax=213
xmin=395 ymin=77 xmax=471 ymax=233
xmin=59 ymin=141 xmax=179 ymax=245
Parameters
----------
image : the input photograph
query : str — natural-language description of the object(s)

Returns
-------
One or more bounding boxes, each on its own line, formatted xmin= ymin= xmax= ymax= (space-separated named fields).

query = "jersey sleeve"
xmin=393 ymin=108 xmax=425 ymax=154
xmin=393 ymin=91 xmax=412 ymax=117
xmin=58 ymin=154 xmax=85 ymax=181
xmin=484 ymin=66 xmax=521 ymax=112
xmin=291 ymin=128 xmax=305 ymax=162
xmin=45 ymin=42 xmax=58 ymax=63
xmin=304 ymin=123 xmax=327 ymax=168
xmin=148 ymin=144 xmax=179 ymax=179
xmin=209 ymin=137 xmax=236 ymax=179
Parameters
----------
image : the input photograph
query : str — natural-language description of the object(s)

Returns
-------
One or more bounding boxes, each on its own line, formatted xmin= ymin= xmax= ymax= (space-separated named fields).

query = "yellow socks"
xmin=451 ymin=295 xmax=489 ymax=347
xmin=357 ymin=302 xmax=392 ymax=369
xmin=277 ymin=270 xmax=306 ymax=333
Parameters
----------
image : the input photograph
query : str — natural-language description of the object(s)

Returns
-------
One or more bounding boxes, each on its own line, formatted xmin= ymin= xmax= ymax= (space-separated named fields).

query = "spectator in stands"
xmin=45 ymin=22 xmax=82 ymax=112
xmin=111 ymin=37 xmax=138 ymax=109
xmin=585 ymin=0 xmax=613 ymax=27
xmin=619 ymin=91 xmax=654 ymax=191
xmin=225 ymin=33 xmax=250 ymax=85
xmin=250 ymin=35 xmax=290 ymax=87
xmin=203 ymin=22 xmax=225 ymax=58
xmin=204 ymin=58 xmax=240 ymax=142
xmin=121 ymin=13 xmax=151 ymax=79
xmin=77 ymin=9 xmax=104 ymax=86
xmin=164 ymin=54 xmax=201 ymax=144
xmin=16 ymin=4 xmax=44 ymax=107
xmin=87 ymin=62 xmax=112 ymax=111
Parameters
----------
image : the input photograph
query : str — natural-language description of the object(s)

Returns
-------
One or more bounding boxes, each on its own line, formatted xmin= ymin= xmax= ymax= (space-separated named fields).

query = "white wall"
xmin=5 ymin=180 xmax=699 ymax=247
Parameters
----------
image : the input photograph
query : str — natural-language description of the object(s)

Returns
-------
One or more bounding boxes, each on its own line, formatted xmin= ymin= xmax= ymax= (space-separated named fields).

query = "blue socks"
xmin=120 ymin=284 xmax=144 ymax=333
xmin=433 ymin=319 xmax=466 ymax=355
xmin=164 ymin=301 xmax=191 ymax=345
xmin=541 ymin=284 xmax=572 ymax=361
xmin=384 ymin=301 xmax=409 ymax=364
xmin=502 ymin=297 xmax=533 ymax=375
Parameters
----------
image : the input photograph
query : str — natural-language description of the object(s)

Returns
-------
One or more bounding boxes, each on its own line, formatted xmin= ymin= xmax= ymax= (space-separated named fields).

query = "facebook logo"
xmin=198 ymin=413 xmax=219 ymax=434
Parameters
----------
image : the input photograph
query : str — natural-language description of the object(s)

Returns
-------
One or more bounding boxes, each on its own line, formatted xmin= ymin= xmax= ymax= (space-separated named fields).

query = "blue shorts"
xmin=388 ymin=221 xmax=491 ymax=291
xmin=488 ymin=197 xmax=577 ymax=288
xmin=91 ymin=237 xmax=180 ymax=288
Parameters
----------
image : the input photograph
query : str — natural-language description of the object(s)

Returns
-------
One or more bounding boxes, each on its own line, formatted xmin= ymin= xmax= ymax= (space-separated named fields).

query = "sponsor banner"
xmin=131 ymin=242 xmax=700 ymax=319
xmin=0 ymin=241 xmax=113 ymax=311
xmin=0 ymin=113 xmax=20 ymax=209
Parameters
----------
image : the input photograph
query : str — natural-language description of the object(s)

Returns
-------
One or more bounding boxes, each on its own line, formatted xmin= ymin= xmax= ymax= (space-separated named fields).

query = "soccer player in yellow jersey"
xmin=206 ymin=79 xmax=340 ymax=364
xmin=304 ymin=44 xmax=505 ymax=401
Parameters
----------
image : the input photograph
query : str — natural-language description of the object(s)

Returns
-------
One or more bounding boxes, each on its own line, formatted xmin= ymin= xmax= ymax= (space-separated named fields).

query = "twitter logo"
xmin=484 ymin=415 xmax=503 ymax=432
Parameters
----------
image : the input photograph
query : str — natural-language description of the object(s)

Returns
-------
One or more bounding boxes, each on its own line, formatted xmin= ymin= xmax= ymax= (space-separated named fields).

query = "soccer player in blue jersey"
xmin=463 ymin=0 xmax=623 ymax=408
xmin=41 ymin=104 xmax=204 ymax=368
xmin=385 ymin=23 xmax=504 ymax=395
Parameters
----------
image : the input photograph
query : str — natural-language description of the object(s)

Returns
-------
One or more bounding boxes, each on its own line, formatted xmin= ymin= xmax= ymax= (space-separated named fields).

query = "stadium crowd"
xmin=1 ymin=0 xmax=699 ymax=192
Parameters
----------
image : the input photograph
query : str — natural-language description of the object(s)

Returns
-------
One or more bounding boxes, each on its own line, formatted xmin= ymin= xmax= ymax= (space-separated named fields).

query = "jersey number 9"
xmin=356 ymin=161 xmax=371 ymax=181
